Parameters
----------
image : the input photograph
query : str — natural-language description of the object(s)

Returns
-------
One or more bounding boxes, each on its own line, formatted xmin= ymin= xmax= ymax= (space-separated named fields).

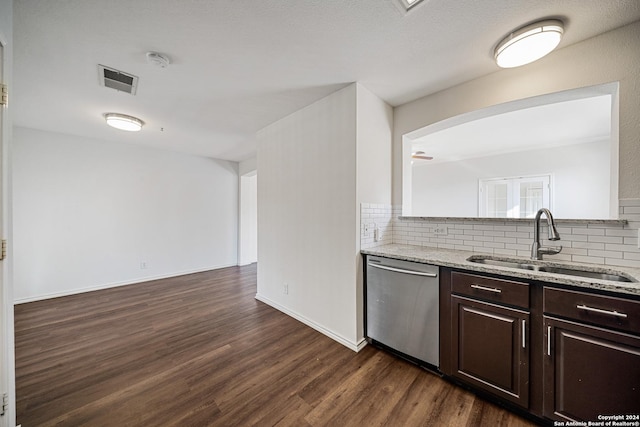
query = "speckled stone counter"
xmin=361 ymin=244 xmax=640 ymax=297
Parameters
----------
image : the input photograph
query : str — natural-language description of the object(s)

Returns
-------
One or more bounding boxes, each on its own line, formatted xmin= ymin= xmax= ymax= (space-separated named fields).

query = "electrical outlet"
xmin=140 ymin=262 xmax=147 ymax=269
xmin=364 ymin=223 xmax=371 ymax=234
xmin=434 ymin=227 xmax=448 ymax=235
xmin=283 ymin=283 xmax=289 ymax=295
xmin=374 ymin=225 xmax=383 ymax=242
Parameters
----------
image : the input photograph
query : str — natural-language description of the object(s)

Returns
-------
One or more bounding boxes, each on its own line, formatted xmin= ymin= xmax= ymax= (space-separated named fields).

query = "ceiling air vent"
xmin=98 ymin=65 xmax=139 ymax=95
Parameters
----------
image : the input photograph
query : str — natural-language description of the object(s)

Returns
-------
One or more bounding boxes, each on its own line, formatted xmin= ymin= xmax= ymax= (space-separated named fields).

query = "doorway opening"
xmin=239 ymin=171 xmax=257 ymax=265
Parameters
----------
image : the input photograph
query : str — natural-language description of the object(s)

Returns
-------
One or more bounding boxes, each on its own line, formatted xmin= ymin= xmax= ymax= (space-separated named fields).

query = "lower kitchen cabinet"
xmin=542 ymin=286 xmax=640 ymax=422
xmin=543 ymin=316 xmax=640 ymax=421
xmin=452 ymin=295 xmax=530 ymax=407
xmin=443 ymin=269 xmax=640 ymax=424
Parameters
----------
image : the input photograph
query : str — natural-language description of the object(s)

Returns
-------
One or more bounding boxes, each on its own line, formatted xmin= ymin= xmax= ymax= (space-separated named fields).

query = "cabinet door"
xmin=544 ymin=316 xmax=640 ymax=422
xmin=451 ymin=295 xmax=529 ymax=407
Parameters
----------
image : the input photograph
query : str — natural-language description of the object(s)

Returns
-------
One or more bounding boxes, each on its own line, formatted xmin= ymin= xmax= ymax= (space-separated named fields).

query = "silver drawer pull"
xmin=547 ymin=326 xmax=552 ymax=356
xmin=576 ymin=304 xmax=628 ymax=318
xmin=368 ymin=263 xmax=438 ymax=277
xmin=470 ymin=284 xmax=502 ymax=294
xmin=522 ymin=319 xmax=526 ymax=349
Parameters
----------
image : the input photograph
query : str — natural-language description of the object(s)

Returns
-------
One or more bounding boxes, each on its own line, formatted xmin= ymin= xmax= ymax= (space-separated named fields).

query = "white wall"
xmin=257 ymin=84 xmax=358 ymax=348
xmin=355 ymin=84 xmax=393 ymax=339
xmin=256 ymin=83 xmax=392 ymax=350
xmin=394 ymin=21 xmax=640 ymax=206
xmin=13 ymin=127 xmax=239 ymax=302
xmin=412 ymin=140 xmax=610 ymax=218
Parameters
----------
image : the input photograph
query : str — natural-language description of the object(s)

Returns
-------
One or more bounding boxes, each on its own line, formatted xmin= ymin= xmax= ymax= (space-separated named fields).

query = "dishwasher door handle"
xmin=368 ymin=262 xmax=438 ymax=277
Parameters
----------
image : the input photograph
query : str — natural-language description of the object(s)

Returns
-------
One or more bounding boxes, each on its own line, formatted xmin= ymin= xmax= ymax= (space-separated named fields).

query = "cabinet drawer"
xmin=544 ymin=287 xmax=640 ymax=335
xmin=452 ymin=272 xmax=529 ymax=308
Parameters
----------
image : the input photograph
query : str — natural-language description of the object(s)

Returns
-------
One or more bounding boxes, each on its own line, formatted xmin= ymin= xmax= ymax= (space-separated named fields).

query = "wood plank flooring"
xmin=14 ymin=264 xmax=540 ymax=426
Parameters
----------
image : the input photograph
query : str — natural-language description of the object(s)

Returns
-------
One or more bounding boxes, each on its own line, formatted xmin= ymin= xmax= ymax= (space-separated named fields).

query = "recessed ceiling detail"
xmin=98 ymin=64 xmax=139 ymax=95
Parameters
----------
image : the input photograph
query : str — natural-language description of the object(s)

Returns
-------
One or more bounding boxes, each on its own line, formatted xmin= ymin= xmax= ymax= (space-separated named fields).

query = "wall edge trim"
xmin=255 ymin=293 xmax=364 ymax=352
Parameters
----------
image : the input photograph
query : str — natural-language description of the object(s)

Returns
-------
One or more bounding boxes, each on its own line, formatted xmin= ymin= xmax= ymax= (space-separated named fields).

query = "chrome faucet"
xmin=531 ymin=208 xmax=562 ymax=260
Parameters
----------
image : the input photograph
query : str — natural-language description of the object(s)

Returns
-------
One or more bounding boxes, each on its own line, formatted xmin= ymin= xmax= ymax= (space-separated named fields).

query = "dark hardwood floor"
xmin=15 ymin=264 xmax=539 ymax=426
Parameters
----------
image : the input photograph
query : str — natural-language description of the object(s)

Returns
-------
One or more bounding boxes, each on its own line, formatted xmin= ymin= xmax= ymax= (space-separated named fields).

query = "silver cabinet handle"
xmin=368 ymin=263 xmax=438 ymax=277
xmin=470 ymin=284 xmax=502 ymax=293
xmin=547 ymin=326 xmax=552 ymax=356
xmin=522 ymin=319 xmax=526 ymax=349
xmin=577 ymin=304 xmax=628 ymax=318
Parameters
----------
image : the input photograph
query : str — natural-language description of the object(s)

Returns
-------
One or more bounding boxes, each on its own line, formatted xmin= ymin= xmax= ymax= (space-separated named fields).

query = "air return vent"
xmin=98 ymin=65 xmax=139 ymax=95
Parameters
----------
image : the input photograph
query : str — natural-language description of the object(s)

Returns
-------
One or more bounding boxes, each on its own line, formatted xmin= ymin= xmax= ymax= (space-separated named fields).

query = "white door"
xmin=0 ymin=41 xmax=9 ymax=427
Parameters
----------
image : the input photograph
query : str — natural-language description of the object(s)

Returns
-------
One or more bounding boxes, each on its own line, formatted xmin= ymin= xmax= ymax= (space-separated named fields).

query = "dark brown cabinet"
xmin=452 ymin=296 xmax=530 ymax=407
xmin=543 ymin=287 xmax=640 ymax=422
xmin=450 ymin=272 xmax=531 ymax=408
xmin=444 ymin=269 xmax=640 ymax=423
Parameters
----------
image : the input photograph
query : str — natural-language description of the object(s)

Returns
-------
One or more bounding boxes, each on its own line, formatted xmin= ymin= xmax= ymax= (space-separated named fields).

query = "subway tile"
xmin=506 ymin=243 xmax=529 ymax=251
xmin=550 ymin=253 xmax=572 ymax=262
xmin=570 ymin=241 xmax=605 ymax=250
xmin=505 ymin=231 xmax=531 ymax=239
xmin=364 ymin=203 xmax=640 ymax=263
xmin=587 ymin=235 xmax=624 ymax=244
xmin=589 ymin=249 xmax=622 ymax=259
xmin=473 ymin=225 xmax=494 ymax=231
xmin=494 ymin=237 xmax=518 ymax=244
xmin=483 ymin=231 xmax=506 ymax=237
xmin=571 ymin=228 xmax=605 ymax=236
xmin=494 ymin=225 xmax=519 ymax=232
xmin=605 ymin=258 xmax=640 ymax=268
xmin=484 ymin=242 xmax=506 ymax=249
xmin=623 ymin=236 xmax=639 ymax=246
xmin=474 ymin=235 xmax=497 ymax=242
xmin=604 ymin=243 xmax=639 ymax=253
xmin=571 ymin=255 xmax=605 ymax=265
xmin=618 ymin=198 xmax=640 ymax=207
xmin=494 ymin=248 xmax=518 ymax=256
xmin=624 ymin=252 xmax=640 ymax=261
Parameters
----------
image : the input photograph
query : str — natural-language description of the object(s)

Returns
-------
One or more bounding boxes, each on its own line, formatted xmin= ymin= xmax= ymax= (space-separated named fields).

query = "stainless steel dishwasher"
xmin=366 ymin=255 xmax=439 ymax=368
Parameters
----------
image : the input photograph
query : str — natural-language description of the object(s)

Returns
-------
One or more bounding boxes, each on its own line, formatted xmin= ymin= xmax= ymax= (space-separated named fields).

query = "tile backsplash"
xmin=361 ymin=199 xmax=640 ymax=268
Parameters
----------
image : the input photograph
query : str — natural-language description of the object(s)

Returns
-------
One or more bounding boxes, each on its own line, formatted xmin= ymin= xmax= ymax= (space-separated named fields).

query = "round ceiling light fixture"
xmin=104 ymin=113 xmax=144 ymax=132
xmin=494 ymin=19 xmax=564 ymax=68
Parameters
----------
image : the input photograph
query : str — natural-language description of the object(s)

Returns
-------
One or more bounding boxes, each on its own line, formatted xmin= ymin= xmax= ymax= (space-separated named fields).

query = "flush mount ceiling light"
xmin=494 ymin=19 xmax=564 ymax=68
xmin=393 ymin=0 xmax=426 ymax=13
xmin=401 ymin=0 xmax=425 ymax=9
xmin=104 ymin=113 xmax=144 ymax=132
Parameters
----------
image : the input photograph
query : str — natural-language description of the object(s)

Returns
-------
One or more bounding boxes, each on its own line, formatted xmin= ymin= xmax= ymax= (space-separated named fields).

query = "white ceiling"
xmin=410 ymin=94 xmax=612 ymax=164
xmin=12 ymin=0 xmax=640 ymax=162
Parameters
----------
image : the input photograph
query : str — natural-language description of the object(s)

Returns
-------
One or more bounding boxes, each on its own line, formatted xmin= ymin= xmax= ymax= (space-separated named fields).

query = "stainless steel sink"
xmin=467 ymin=256 xmax=637 ymax=283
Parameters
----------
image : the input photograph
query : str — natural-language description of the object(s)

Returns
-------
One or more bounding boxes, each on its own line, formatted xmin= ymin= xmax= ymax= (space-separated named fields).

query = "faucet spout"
xmin=531 ymin=208 xmax=562 ymax=260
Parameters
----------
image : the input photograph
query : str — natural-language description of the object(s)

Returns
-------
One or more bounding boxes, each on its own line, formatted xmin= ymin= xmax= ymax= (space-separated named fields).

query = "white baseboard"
xmin=255 ymin=293 xmax=368 ymax=353
xmin=13 ymin=263 xmax=238 ymax=304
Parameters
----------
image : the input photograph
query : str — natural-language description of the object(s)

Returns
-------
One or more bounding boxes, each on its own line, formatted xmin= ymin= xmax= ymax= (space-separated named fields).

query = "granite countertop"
xmin=361 ymin=244 xmax=640 ymax=297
